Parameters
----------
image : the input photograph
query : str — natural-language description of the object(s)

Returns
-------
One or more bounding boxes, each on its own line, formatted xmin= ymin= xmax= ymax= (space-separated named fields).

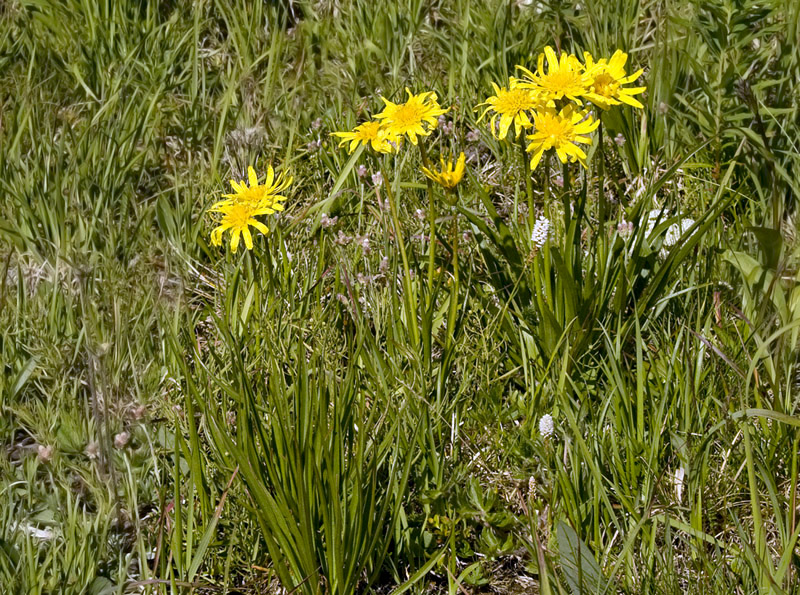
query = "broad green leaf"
xmin=557 ymin=521 xmax=607 ymax=595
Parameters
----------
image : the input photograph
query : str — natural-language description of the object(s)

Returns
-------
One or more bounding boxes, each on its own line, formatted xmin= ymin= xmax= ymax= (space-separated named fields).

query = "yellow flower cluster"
xmin=205 ymin=48 xmax=645 ymax=253
xmin=479 ymin=46 xmax=645 ymax=170
xmin=207 ymin=166 xmax=292 ymax=252
xmin=333 ymin=88 xmax=467 ymax=193
xmin=332 ymin=88 xmax=448 ymax=153
xmin=422 ymin=152 xmax=466 ymax=191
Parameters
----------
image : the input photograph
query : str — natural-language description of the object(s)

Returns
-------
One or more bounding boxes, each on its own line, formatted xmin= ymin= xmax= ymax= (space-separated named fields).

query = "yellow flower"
xmin=374 ymin=88 xmax=448 ymax=145
xmin=477 ymin=78 xmax=541 ymax=140
xmin=421 ymin=152 xmax=466 ymax=191
xmin=527 ymin=105 xmax=599 ymax=170
xmin=209 ymin=201 xmax=274 ymax=252
xmin=208 ymin=165 xmax=291 ymax=252
xmin=218 ymin=165 xmax=291 ymax=212
xmin=517 ymin=46 xmax=598 ymax=106
xmin=583 ymin=50 xmax=646 ymax=109
xmin=331 ymin=120 xmax=399 ymax=153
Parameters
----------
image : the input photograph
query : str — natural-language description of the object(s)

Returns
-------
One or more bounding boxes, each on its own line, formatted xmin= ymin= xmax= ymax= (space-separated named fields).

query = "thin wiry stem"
xmin=518 ymin=129 xmax=535 ymax=225
xmin=418 ymin=139 xmax=438 ymax=301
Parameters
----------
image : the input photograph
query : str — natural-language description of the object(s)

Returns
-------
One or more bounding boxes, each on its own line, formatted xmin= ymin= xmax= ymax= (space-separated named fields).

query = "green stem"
xmin=743 ymin=425 xmax=768 ymax=589
xmin=382 ymin=164 xmax=419 ymax=349
xmin=419 ymin=140 xmax=437 ymax=298
xmin=790 ymin=431 xmax=799 ymax=587
xmin=445 ymin=209 xmax=459 ymax=354
xmin=543 ymin=152 xmax=550 ymax=208
xmin=597 ymin=119 xmax=607 ymax=229
xmin=518 ymin=130 xmax=534 ymax=226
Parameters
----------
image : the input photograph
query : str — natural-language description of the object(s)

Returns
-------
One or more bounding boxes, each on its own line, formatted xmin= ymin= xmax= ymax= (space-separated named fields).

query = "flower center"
xmin=496 ymin=89 xmax=535 ymax=115
xmin=541 ymin=71 xmax=582 ymax=94
xmin=236 ymin=187 xmax=265 ymax=204
xmin=225 ymin=206 xmax=252 ymax=227
xmin=538 ymin=115 xmax=573 ymax=143
xmin=592 ymin=73 xmax=617 ymax=97
xmin=356 ymin=121 xmax=382 ymax=140
xmin=391 ymin=103 xmax=425 ymax=130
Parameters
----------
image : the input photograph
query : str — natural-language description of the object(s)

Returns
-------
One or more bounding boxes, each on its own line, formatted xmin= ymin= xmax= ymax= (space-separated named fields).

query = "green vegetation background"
xmin=1 ymin=0 xmax=799 ymax=593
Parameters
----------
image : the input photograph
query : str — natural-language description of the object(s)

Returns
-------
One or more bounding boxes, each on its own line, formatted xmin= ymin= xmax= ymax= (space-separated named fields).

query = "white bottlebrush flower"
xmin=531 ymin=216 xmax=551 ymax=248
xmin=664 ymin=218 xmax=696 ymax=247
xmin=644 ymin=208 xmax=668 ymax=238
xmin=673 ymin=466 xmax=686 ymax=502
xmin=538 ymin=414 xmax=554 ymax=438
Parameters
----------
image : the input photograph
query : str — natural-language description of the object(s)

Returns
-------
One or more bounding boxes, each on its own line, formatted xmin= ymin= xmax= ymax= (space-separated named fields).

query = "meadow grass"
xmin=1 ymin=0 xmax=799 ymax=593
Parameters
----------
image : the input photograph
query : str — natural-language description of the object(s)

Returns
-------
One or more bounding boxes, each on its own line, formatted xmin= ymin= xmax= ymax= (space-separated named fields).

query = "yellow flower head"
xmin=209 ymin=201 xmax=274 ymax=252
xmin=208 ymin=165 xmax=291 ymax=252
xmin=218 ymin=165 xmax=292 ymax=212
xmin=527 ymin=105 xmax=599 ymax=170
xmin=583 ymin=50 xmax=646 ymax=109
xmin=331 ymin=120 xmax=400 ymax=154
xmin=422 ymin=152 xmax=466 ymax=191
xmin=517 ymin=46 xmax=596 ymax=105
xmin=477 ymin=78 xmax=541 ymax=140
xmin=374 ymin=88 xmax=448 ymax=145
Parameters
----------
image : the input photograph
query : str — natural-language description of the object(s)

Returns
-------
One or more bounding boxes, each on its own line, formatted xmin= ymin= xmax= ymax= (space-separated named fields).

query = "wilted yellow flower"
xmin=374 ymin=88 xmax=448 ymax=145
xmin=218 ymin=165 xmax=291 ymax=212
xmin=477 ymin=78 xmax=540 ymax=140
xmin=527 ymin=105 xmax=599 ymax=170
xmin=517 ymin=46 xmax=599 ymax=106
xmin=421 ymin=152 xmax=466 ymax=191
xmin=331 ymin=120 xmax=399 ymax=153
xmin=583 ymin=50 xmax=646 ymax=109
xmin=209 ymin=201 xmax=273 ymax=252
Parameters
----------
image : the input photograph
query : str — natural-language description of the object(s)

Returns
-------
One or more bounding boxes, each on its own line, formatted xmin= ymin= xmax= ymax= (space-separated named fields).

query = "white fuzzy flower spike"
xmin=531 ymin=216 xmax=551 ymax=249
xmin=539 ymin=414 xmax=554 ymax=438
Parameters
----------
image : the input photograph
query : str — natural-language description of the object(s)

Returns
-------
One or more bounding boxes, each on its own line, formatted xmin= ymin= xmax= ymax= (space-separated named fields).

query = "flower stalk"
xmin=381 ymin=164 xmax=420 ymax=349
xmin=418 ymin=140 xmax=438 ymax=298
xmin=597 ymin=118 xmax=607 ymax=228
xmin=518 ymin=130 xmax=535 ymax=226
